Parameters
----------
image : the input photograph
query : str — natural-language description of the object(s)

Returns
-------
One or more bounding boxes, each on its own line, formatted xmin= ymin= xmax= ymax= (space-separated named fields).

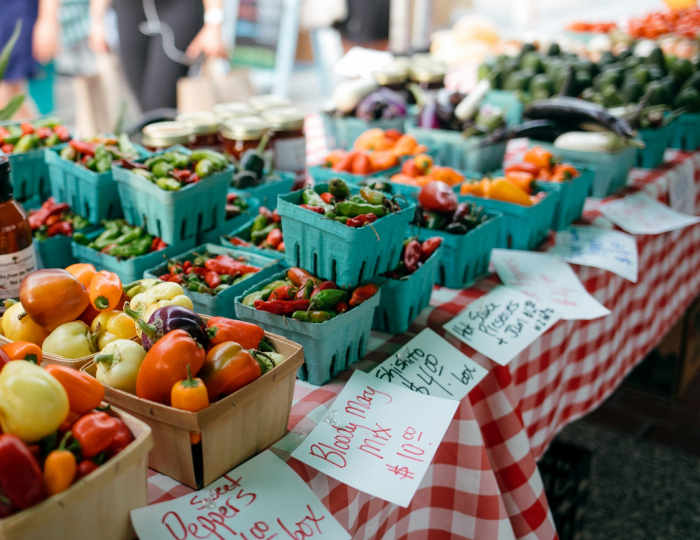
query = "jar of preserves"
xmin=248 ymin=94 xmax=292 ymax=113
xmin=213 ymin=102 xmax=255 ymax=121
xmin=220 ymin=116 xmax=271 ymax=161
xmin=409 ymin=63 xmax=446 ymax=104
xmin=176 ymin=112 xmax=222 ymax=150
xmin=141 ymin=121 xmax=194 ymax=152
xmin=374 ymin=64 xmax=409 ymax=93
xmin=261 ymin=107 xmax=306 ymax=181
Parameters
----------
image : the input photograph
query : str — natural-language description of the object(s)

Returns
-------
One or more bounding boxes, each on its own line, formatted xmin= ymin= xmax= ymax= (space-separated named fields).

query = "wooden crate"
xmin=83 ymin=332 xmax=304 ymax=488
xmin=0 ymin=408 xmax=152 ymax=540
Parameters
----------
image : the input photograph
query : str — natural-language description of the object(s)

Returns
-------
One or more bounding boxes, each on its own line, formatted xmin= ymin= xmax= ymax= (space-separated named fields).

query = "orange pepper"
xmin=392 ymin=134 xmax=418 ymax=156
xmin=89 ymin=271 xmax=123 ymax=311
xmin=401 ymin=159 xmax=422 ymax=177
xmin=390 ymin=173 xmax=418 ymax=185
xmin=415 ymin=175 xmax=433 ymax=187
xmin=353 ymin=128 xmax=386 ymax=151
xmin=553 ymin=163 xmax=579 ymax=179
xmin=351 ymin=153 xmax=372 ymax=175
xmin=43 ymin=432 xmax=77 ymax=496
xmin=171 ymin=366 xmax=209 ymax=443
xmin=198 ymin=342 xmax=262 ymax=402
xmin=332 ymin=150 xmax=358 ymax=172
xmin=537 ymin=168 xmax=553 ymax=181
xmin=524 ymin=146 xmax=554 ymax=171
xmin=487 ymin=179 xmax=533 ymax=206
xmin=414 ymin=153 xmax=433 ymax=173
xmin=412 ymin=144 xmax=429 ymax=154
xmin=505 ymin=171 xmax=535 ymax=195
xmin=384 ymin=128 xmax=403 ymax=141
xmin=44 ymin=365 xmax=106 ymax=415
xmin=65 ymin=263 xmax=97 ymax=290
xmin=460 ymin=180 xmax=485 ymax=197
xmin=431 ymin=166 xmax=464 ymax=186
xmin=324 ymin=149 xmax=346 ymax=168
xmin=1 ymin=341 xmax=43 ymax=365
xmin=368 ymin=150 xmax=399 ymax=171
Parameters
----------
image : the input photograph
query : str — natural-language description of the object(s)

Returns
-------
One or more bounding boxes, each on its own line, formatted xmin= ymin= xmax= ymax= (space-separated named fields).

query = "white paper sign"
xmin=669 ymin=160 xmax=696 ymax=216
xmin=130 ymin=451 xmax=350 ymax=540
xmin=369 ymin=328 xmax=487 ymax=400
xmin=490 ymin=249 xmax=610 ymax=320
xmin=291 ymin=371 xmax=459 ymax=508
xmin=550 ymin=226 xmax=638 ymax=283
xmin=443 ymin=286 xmax=560 ymax=366
xmin=601 ymin=192 xmax=700 ymax=235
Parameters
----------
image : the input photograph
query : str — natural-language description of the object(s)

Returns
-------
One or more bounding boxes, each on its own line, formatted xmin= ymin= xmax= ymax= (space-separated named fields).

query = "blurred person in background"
xmin=0 ymin=0 xmax=61 ymax=119
xmin=88 ymin=0 xmax=227 ymax=112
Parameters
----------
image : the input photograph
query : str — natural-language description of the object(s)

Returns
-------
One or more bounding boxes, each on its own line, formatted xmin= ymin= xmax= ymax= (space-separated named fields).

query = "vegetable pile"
xmin=507 ymin=146 xmax=581 ymax=183
xmin=228 ymin=207 xmax=284 ymax=253
xmin=0 ymin=118 xmax=70 ymax=154
xmin=325 ymin=79 xmax=409 ymax=121
xmin=298 ymin=178 xmax=404 ymax=227
xmin=156 ymin=251 xmax=262 ymax=296
xmin=628 ymin=8 xmax=700 ymax=40
xmin=0 ymin=359 xmax=136 ymax=515
xmin=566 ymin=21 xmax=617 ymax=34
xmin=73 ymin=219 xmax=167 ymax=260
xmin=225 ymin=192 xmax=250 ymax=221
xmin=391 ymin=153 xmax=464 ymax=188
xmin=29 ymin=198 xmax=89 ymax=241
xmin=384 ymin=237 xmax=442 ymax=280
xmin=418 ymin=89 xmax=505 ymax=135
xmin=121 ymin=149 xmax=228 ymax=191
xmin=414 ymin=181 xmax=491 ymax=233
xmin=460 ymin=175 xmax=547 ymax=207
xmin=241 ymin=267 xmax=378 ymax=323
xmin=59 ymin=134 xmax=140 ymax=173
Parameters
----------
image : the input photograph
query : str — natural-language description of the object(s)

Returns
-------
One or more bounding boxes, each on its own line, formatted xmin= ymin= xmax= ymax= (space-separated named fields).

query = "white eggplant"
xmin=553 ymin=131 xmax=625 ymax=153
xmin=454 ymin=78 xmax=492 ymax=121
xmin=333 ymin=79 xmax=378 ymax=114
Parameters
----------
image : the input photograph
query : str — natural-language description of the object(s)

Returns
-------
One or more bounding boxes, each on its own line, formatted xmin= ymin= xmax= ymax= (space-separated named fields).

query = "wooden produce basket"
xmin=0 ymin=408 xmax=152 ymax=540
xmin=82 ymin=332 xmax=304 ymax=489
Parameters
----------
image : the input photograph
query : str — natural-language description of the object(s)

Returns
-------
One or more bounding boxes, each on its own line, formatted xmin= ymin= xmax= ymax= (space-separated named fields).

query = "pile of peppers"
xmin=0 ymin=118 xmax=70 ymax=154
xmin=120 ymin=149 xmax=228 ymax=191
xmin=157 ymin=251 xmax=261 ymax=296
xmin=241 ymin=267 xmax=379 ymax=323
xmin=73 ymin=219 xmax=167 ymax=259
xmin=225 ymin=192 xmax=250 ymax=221
xmin=59 ymin=134 xmax=140 ymax=173
xmin=413 ymin=181 xmax=491 ymax=235
xmin=298 ymin=178 xmax=403 ymax=228
xmin=0 ymin=358 xmax=136 ymax=517
xmin=29 ymin=198 xmax=89 ymax=241
xmin=228 ymin=206 xmax=284 ymax=253
xmin=384 ymin=237 xmax=442 ymax=280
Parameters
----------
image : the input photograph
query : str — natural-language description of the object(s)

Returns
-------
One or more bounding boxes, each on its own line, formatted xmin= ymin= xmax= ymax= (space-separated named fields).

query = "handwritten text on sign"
xmin=550 ymin=226 xmax=638 ymax=283
xmin=601 ymin=192 xmax=700 ymax=235
xmin=291 ymin=371 xmax=459 ymax=507
xmin=130 ymin=451 xmax=350 ymax=540
xmin=490 ymin=249 xmax=610 ymax=320
xmin=443 ymin=286 xmax=561 ymax=366
xmin=369 ymin=328 xmax=487 ymax=400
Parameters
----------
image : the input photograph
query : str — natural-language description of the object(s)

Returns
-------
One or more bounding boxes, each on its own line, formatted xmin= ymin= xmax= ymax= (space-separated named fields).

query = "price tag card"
xmin=130 ymin=451 xmax=350 ymax=540
xmin=291 ymin=371 xmax=459 ymax=508
xmin=443 ymin=286 xmax=560 ymax=366
xmin=601 ymin=192 xmax=700 ymax=235
xmin=669 ymin=160 xmax=696 ymax=216
xmin=369 ymin=328 xmax=488 ymax=400
xmin=490 ymin=249 xmax=610 ymax=320
xmin=550 ymin=226 xmax=638 ymax=283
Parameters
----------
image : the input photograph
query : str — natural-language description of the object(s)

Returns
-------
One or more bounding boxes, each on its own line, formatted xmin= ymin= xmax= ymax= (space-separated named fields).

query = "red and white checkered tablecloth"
xmin=145 ymin=120 xmax=700 ymax=540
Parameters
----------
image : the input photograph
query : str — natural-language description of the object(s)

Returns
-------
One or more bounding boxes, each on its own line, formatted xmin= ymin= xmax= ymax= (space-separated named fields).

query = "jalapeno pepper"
xmin=309 ymin=289 xmax=346 ymax=311
xmin=336 ymin=201 xmax=387 ymax=218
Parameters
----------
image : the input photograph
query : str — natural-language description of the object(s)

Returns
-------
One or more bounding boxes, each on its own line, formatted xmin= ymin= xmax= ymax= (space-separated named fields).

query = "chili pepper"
xmin=287 ymin=267 xmax=314 ymax=287
xmin=301 ymin=188 xmax=334 ymax=210
xmin=251 ymin=223 xmax=279 ymax=245
xmin=1 ymin=341 xmax=42 ymax=364
xmin=336 ymin=201 xmax=386 ymax=218
xmin=0 ymin=126 xmax=9 ymax=139
xmin=254 ymin=298 xmax=310 ymax=315
xmin=359 ymin=187 xmax=386 ymax=206
xmin=206 ymin=255 xmax=260 ymax=276
xmin=277 ymin=241 xmax=285 ymax=252
xmin=46 ymin=221 xmax=73 ymax=237
xmin=421 ymin=237 xmax=442 ymax=261
xmin=72 ymin=412 xmax=119 ymax=458
xmin=251 ymin=214 xmax=269 ymax=233
xmin=204 ymin=271 xmax=221 ymax=288
xmin=333 ymin=301 xmax=349 ymax=314
xmin=1 ymin=143 xmax=13 ymax=153
xmin=191 ymin=266 xmax=207 ymax=276
xmin=14 ymin=134 xmax=40 ymax=153
xmin=171 ymin=366 xmax=209 ymax=443
xmin=44 ymin=365 xmax=105 ymax=415
xmin=138 ymin=305 xmax=209 ymax=351
xmin=228 ymin=236 xmax=251 ymax=247
xmin=346 ymin=213 xmax=378 ymax=228
xmin=35 ymin=126 xmax=52 ymax=139
xmin=294 ymin=279 xmax=315 ymax=300
xmin=268 ymin=285 xmax=296 ymax=301
xmin=105 ymin=418 xmax=134 ymax=458
xmin=318 ymin=281 xmax=338 ymax=291
xmin=198 ymin=342 xmax=263 ymax=402
xmin=69 ymin=139 xmax=97 ymax=156
xmin=310 ymin=311 xmax=333 ymax=323
xmin=44 ymin=431 xmax=77 ymax=496
xmin=265 ymin=227 xmax=283 ymax=249
xmin=349 ymin=283 xmax=379 ymax=307
xmin=0 ymin=434 xmax=46 ymax=509
xmin=309 ymin=289 xmax=346 ymax=311
xmin=75 ymin=459 xmax=99 ymax=481
xmin=445 ymin=222 xmax=468 ymax=234
xmin=89 ymin=270 xmax=123 ymax=311
xmin=54 ymin=125 xmax=71 ymax=142
xmin=20 ymin=122 xmax=34 ymax=135
xmin=320 ymin=192 xmax=334 ymax=204
xmin=402 ymin=240 xmax=423 ymax=273
xmin=28 ymin=199 xmax=71 ymax=229
xmin=299 ymin=204 xmax=325 ymax=214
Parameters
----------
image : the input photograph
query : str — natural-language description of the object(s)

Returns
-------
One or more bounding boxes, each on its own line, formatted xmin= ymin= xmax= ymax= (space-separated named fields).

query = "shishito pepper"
xmin=206 ymin=317 xmax=266 ymax=350
xmin=171 ymin=366 xmax=210 ymax=444
xmin=44 ymin=365 xmax=105 ymax=415
xmin=94 ymin=339 xmax=147 ymax=394
xmin=198 ymin=342 xmax=266 ymax=402
xmin=72 ymin=412 xmax=119 ymax=458
xmin=0 ymin=361 xmax=69 ymax=442
xmin=0 ymin=434 xmax=46 ymax=509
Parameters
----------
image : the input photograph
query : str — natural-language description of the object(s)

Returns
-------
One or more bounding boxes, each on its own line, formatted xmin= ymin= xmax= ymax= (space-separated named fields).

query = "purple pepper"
xmin=138 ymin=305 xmax=209 ymax=351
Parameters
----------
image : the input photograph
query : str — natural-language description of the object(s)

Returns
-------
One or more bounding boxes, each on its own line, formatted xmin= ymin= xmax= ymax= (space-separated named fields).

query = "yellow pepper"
xmin=486 ymin=178 xmax=533 ymax=206
xmin=91 ymin=310 xmax=137 ymax=350
xmin=94 ymin=339 xmax=147 ymax=394
xmin=1 ymin=300 xmax=51 ymax=346
xmin=124 ymin=278 xmax=162 ymax=299
xmin=0 ymin=361 xmax=69 ymax=442
xmin=125 ymin=283 xmax=193 ymax=339
xmin=42 ymin=321 xmax=99 ymax=359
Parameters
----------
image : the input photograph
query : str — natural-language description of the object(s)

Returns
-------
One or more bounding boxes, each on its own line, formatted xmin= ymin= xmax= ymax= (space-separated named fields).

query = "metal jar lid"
xmin=176 ymin=111 xmax=220 ymax=135
xmin=141 ymin=121 xmax=193 ymax=148
xmin=374 ymin=63 xmax=409 ymax=86
xmin=248 ymin=94 xmax=293 ymax=112
xmin=213 ymin=102 xmax=255 ymax=120
xmin=220 ymin=116 xmax=271 ymax=141
xmin=261 ymin=107 xmax=305 ymax=132
xmin=409 ymin=63 xmax=446 ymax=84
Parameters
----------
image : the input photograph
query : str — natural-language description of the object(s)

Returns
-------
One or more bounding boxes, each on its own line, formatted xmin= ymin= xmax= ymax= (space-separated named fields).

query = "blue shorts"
xmin=0 ymin=0 xmax=39 ymax=82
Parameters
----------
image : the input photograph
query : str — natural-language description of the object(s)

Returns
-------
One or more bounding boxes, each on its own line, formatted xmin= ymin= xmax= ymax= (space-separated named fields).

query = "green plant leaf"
xmin=0 ymin=94 xmax=24 ymax=121
xmin=0 ymin=21 xmax=22 ymax=83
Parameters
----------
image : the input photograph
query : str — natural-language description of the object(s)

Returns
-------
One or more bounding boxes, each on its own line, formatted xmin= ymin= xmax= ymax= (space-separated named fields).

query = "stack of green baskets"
xmin=533 ymin=167 xmax=594 ymax=231
xmin=669 ymin=112 xmax=700 ymax=151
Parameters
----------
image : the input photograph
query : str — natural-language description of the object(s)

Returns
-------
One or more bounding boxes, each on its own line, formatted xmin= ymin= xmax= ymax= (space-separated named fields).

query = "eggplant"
xmin=356 ymin=88 xmax=407 ymax=121
xmin=477 ymin=119 xmax=568 ymax=147
xmin=139 ymin=305 xmax=209 ymax=351
xmin=524 ymin=97 xmax=636 ymax=140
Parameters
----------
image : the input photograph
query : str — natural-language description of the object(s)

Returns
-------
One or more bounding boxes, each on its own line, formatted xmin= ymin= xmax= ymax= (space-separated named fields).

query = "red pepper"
xmin=150 ymin=237 xmax=161 ymax=252
xmin=277 ymin=242 xmax=285 ymax=252
xmin=228 ymin=236 xmax=252 ymax=247
xmin=0 ymin=434 xmax=46 ymax=510
xmin=333 ymin=301 xmax=349 ymax=314
xmin=403 ymin=240 xmax=422 ymax=273
xmin=183 ymin=260 xmax=193 ymax=271
xmin=189 ymin=173 xmax=201 ymax=183
xmin=205 ymin=255 xmax=259 ymax=276
xmin=226 ymin=192 xmax=239 ymax=203
xmin=299 ymin=204 xmax=325 ymax=214
xmin=74 ymin=460 xmax=99 ymax=481
xmin=158 ymin=273 xmax=172 ymax=281
xmin=105 ymin=418 xmax=134 ymax=458
xmin=72 ymin=412 xmax=119 ymax=458
xmin=47 ymin=221 xmax=73 ymax=237
xmin=254 ymin=298 xmax=310 ymax=315
xmin=191 ymin=266 xmax=207 ymax=276
xmin=346 ymin=213 xmax=378 ymax=228
xmin=418 ymin=181 xmax=458 ymax=213
xmin=170 ymin=274 xmax=184 ymax=284
xmin=0 ymin=126 xmax=9 ymax=140
xmin=349 ymin=283 xmax=378 ymax=307
xmin=28 ymin=198 xmax=71 ymax=229
xmin=320 ymin=192 xmax=334 ymax=204
xmin=319 ymin=281 xmax=338 ymax=291
xmin=207 ymin=317 xmax=266 ymax=349
xmin=1 ymin=143 xmax=13 ymax=153
xmin=53 ymin=125 xmax=71 ymax=142
xmin=505 ymin=162 xmax=541 ymax=176
xmin=155 ymin=239 xmax=168 ymax=251
xmin=421 ymin=237 xmax=442 ymax=261
xmin=271 ymin=209 xmax=281 ymax=223
xmin=170 ymin=169 xmax=192 ymax=184
xmin=258 ymin=207 xmax=273 ymax=220
xmin=69 ymin=140 xmax=97 ymax=157
xmin=265 ymin=228 xmax=283 ymax=249
xmin=20 ymin=122 xmax=34 ymax=135
xmin=269 ymin=285 xmax=295 ymax=301
xmin=36 ymin=126 xmax=52 ymax=139
xmin=204 ymin=271 xmax=221 ymax=288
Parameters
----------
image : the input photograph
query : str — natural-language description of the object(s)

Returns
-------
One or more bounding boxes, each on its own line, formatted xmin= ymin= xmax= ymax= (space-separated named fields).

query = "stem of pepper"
xmin=181 ymin=365 xmax=199 ymax=388
xmin=122 ymin=302 xmax=144 ymax=321
xmin=258 ymin=337 xmax=274 ymax=352
xmin=94 ymin=296 xmax=110 ymax=310
xmin=88 ymin=323 xmax=101 ymax=352
xmin=137 ymin=318 xmax=160 ymax=341
xmin=3 ymin=298 xmax=17 ymax=308
xmin=94 ymin=353 xmax=116 ymax=368
xmin=17 ymin=310 xmax=27 ymax=321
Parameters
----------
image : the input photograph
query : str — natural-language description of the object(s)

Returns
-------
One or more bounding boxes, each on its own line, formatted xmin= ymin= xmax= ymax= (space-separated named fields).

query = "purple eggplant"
xmin=356 ymin=88 xmax=407 ymax=121
xmin=138 ymin=305 xmax=208 ymax=351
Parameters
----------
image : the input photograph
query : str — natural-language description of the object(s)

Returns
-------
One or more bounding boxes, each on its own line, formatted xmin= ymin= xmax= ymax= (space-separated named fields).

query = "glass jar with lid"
xmin=261 ymin=107 xmax=306 ymax=181
xmin=374 ymin=63 xmax=409 ymax=93
xmin=220 ymin=116 xmax=271 ymax=161
xmin=141 ymin=121 xmax=194 ymax=152
xmin=248 ymin=94 xmax=293 ymax=113
xmin=176 ymin=111 xmax=221 ymax=150
xmin=213 ymin=102 xmax=255 ymax=121
xmin=409 ymin=63 xmax=446 ymax=104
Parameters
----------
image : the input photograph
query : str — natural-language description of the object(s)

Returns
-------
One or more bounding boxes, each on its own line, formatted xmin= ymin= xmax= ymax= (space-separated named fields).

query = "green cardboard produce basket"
xmin=235 ymin=271 xmax=381 ymax=385
xmin=322 ymin=113 xmax=411 ymax=150
xmin=483 ymin=90 xmax=524 ymax=126
xmin=308 ymin=164 xmax=401 ymax=187
xmin=372 ymin=244 xmax=442 ymax=334
xmin=636 ymin=122 xmax=673 ymax=169
xmin=112 ymin=146 xmax=232 ymax=244
xmin=669 ymin=112 xmax=700 ymax=151
xmin=221 ymin=218 xmax=286 ymax=261
xmin=143 ymin=243 xmax=283 ymax=318
xmin=534 ymin=167 xmax=594 ymax=231
xmin=278 ymin=184 xmax=414 ymax=287
xmin=4 ymin=149 xmax=51 ymax=201
xmin=229 ymin=171 xmax=294 ymax=210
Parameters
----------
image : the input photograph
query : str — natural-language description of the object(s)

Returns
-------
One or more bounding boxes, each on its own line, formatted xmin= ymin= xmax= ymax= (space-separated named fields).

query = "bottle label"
xmin=273 ymin=137 xmax=306 ymax=174
xmin=0 ymin=244 xmax=37 ymax=301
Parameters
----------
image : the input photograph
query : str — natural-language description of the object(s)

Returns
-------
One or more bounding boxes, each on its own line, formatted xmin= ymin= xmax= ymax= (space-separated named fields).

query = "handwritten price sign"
xmin=369 ymin=328 xmax=487 ymax=400
xmin=490 ymin=249 xmax=610 ymax=320
xmin=130 ymin=451 xmax=350 ymax=540
xmin=443 ymin=286 xmax=560 ymax=366
xmin=601 ymin=192 xmax=700 ymax=235
xmin=291 ymin=371 xmax=459 ymax=507
xmin=550 ymin=226 xmax=638 ymax=283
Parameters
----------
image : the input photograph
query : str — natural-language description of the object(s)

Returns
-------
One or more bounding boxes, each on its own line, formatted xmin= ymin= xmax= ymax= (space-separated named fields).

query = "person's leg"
xmin=137 ymin=0 xmax=204 ymax=111
xmin=113 ymin=0 xmax=150 ymax=110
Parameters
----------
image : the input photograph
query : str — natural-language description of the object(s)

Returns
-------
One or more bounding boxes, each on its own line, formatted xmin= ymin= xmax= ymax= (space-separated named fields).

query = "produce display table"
xmin=144 ymin=119 xmax=700 ymax=540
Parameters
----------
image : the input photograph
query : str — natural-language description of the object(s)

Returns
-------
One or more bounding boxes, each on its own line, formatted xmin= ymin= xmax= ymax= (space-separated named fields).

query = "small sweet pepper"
xmin=0 ymin=434 xmax=46 ymax=509
xmin=94 ymin=339 xmax=147 ymax=394
xmin=42 ymin=321 xmax=99 ymax=359
xmin=198 ymin=342 xmax=267 ymax=402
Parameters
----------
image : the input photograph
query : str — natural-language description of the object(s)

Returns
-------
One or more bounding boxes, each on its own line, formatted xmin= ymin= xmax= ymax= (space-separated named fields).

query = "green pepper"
xmin=251 ymin=223 xmax=278 ymax=244
xmin=156 ymin=177 xmax=181 ymax=191
xmin=71 ymin=214 xmax=89 ymax=231
xmin=328 ymin=179 xmax=351 ymax=200
xmin=72 ymin=232 xmax=90 ymax=246
xmin=191 ymin=149 xmax=227 ymax=169
xmin=90 ymin=225 xmax=123 ymax=250
xmin=302 ymin=188 xmax=333 ymax=210
xmin=335 ymin=216 xmax=349 ymax=224
xmin=109 ymin=235 xmax=153 ymax=258
xmin=242 ymin=290 xmax=266 ymax=306
xmin=251 ymin=214 xmax=269 ymax=232
xmin=359 ymin=187 xmax=386 ymax=206
xmin=152 ymin=161 xmax=174 ymax=178
xmin=262 ymin=280 xmax=289 ymax=295
xmin=336 ymin=201 xmax=386 ymax=218
xmin=214 ymin=284 xmax=231 ymax=294
xmin=94 ymin=145 xmax=113 ymax=173
xmin=145 ymin=155 xmax=170 ymax=168
xmin=33 ymin=117 xmax=61 ymax=128
xmin=14 ymin=134 xmax=39 ymax=153
xmin=309 ymin=289 xmax=345 ymax=311
xmin=86 ymin=157 xmax=98 ymax=171
xmin=132 ymin=169 xmax=155 ymax=182
xmin=292 ymin=311 xmax=310 ymax=322
xmin=188 ymin=282 xmax=214 ymax=294
xmin=60 ymin=145 xmax=77 ymax=161
xmin=44 ymin=133 xmax=61 ymax=147
xmin=170 ymin=152 xmax=191 ymax=169
xmin=195 ymin=159 xmax=213 ymax=178
xmin=113 ymin=226 xmax=144 ymax=246
xmin=424 ymin=211 xmax=448 ymax=230
xmin=309 ymin=311 xmax=333 ymax=323
xmin=3 ymin=125 xmax=22 ymax=145
xmin=232 ymin=272 xmax=257 ymax=285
